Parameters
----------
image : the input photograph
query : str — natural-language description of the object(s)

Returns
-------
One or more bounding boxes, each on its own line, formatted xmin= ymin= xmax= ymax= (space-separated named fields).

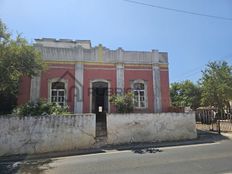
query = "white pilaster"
xmin=151 ymin=50 xmax=162 ymax=113
xmin=74 ymin=64 xmax=84 ymax=113
xmin=30 ymin=74 xmax=41 ymax=102
xmin=116 ymin=64 xmax=124 ymax=94
xmin=152 ymin=64 xmax=162 ymax=113
xmin=117 ymin=47 xmax=123 ymax=63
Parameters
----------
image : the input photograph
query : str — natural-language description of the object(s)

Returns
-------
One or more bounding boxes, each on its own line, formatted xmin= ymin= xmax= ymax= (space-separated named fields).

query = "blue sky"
xmin=1 ymin=0 xmax=232 ymax=83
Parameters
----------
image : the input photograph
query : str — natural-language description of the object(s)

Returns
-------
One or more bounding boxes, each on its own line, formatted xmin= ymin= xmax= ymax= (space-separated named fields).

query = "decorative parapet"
xmin=35 ymin=38 xmax=91 ymax=49
xmin=34 ymin=38 xmax=168 ymax=66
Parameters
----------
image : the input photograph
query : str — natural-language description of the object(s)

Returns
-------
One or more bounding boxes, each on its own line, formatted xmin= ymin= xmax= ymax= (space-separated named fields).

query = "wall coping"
xmin=0 ymin=113 xmax=95 ymax=118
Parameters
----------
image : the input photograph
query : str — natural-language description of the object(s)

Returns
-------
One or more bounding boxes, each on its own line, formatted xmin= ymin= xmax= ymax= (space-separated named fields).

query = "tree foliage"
xmin=170 ymin=80 xmax=201 ymax=110
xmin=199 ymin=61 xmax=232 ymax=110
xmin=0 ymin=20 xmax=44 ymax=114
xmin=110 ymin=92 xmax=134 ymax=113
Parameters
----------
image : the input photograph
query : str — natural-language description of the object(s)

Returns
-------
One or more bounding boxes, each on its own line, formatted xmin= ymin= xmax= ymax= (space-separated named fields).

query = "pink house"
xmin=18 ymin=38 xmax=170 ymax=114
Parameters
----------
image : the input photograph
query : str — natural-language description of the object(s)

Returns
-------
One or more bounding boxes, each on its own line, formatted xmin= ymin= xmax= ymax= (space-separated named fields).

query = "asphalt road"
xmin=1 ymin=135 xmax=232 ymax=174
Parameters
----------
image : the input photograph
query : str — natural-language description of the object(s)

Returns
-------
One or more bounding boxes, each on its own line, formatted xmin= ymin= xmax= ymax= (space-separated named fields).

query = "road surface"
xmin=1 ymin=137 xmax=232 ymax=174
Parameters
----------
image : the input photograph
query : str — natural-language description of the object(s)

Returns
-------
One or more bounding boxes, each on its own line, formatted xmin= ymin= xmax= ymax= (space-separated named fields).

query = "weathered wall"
xmin=40 ymin=64 xmax=75 ymax=112
xmin=107 ymin=113 xmax=197 ymax=144
xmin=160 ymin=68 xmax=170 ymax=112
xmin=83 ymin=64 xmax=116 ymax=113
xmin=0 ymin=113 xmax=196 ymax=156
xmin=0 ymin=114 xmax=95 ymax=155
xmin=124 ymin=65 xmax=154 ymax=113
xmin=17 ymin=76 xmax=31 ymax=106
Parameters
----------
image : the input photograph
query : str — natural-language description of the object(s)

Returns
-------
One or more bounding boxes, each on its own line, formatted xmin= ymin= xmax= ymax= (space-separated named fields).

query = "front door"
xmin=92 ymin=81 xmax=108 ymax=114
xmin=92 ymin=81 xmax=108 ymax=137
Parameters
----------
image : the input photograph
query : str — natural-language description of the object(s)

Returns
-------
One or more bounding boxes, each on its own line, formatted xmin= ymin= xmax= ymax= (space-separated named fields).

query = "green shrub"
xmin=110 ymin=92 xmax=134 ymax=113
xmin=13 ymin=99 xmax=69 ymax=116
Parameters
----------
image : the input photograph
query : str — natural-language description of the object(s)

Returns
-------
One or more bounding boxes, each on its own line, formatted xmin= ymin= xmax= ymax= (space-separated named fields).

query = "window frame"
xmin=48 ymin=78 xmax=68 ymax=106
xmin=131 ymin=80 xmax=148 ymax=109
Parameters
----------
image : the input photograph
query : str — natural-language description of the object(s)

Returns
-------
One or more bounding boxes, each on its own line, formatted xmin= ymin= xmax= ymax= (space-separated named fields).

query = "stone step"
xmin=96 ymin=126 xmax=106 ymax=130
xmin=95 ymin=136 xmax=107 ymax=147
xmin=96 ymin=130 xmax=107 ymax=137
xmin=96 ymin=131 xmax=106 ymax=136
xmin=96 ymin=121 xmax=107 ymax=138
xmin=96 ymin=123 xmax=107 ymax=127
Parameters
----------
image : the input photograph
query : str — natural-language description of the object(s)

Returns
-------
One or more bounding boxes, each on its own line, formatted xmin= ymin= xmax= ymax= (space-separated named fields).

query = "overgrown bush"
xmin=13 ymin=99 xmax=69 ymax=116
xmin=110 ymin=92 xmax=134 ymax=113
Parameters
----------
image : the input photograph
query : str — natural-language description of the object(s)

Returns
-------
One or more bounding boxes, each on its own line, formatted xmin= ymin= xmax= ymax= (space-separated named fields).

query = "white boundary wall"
xmin=0 ymin=114 xmax=95 ymax=155
xmin=107 ymin=113 xmax=197 ymax=144
xmin=0 ymin=113 xmax=197 ymax=156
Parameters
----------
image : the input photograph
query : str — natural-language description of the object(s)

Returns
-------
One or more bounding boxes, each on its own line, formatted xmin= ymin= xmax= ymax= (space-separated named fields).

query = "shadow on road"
xmin=197 ymin=129 xmax=229 ymax=143
xmin=132 ymin=147 xmax=163 ymax=154
xmin=0 ymin=158 xmax=54 ymax=174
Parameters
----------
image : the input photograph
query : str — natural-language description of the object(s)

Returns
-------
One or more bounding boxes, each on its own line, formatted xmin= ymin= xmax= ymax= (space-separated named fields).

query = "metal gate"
xmin=196 ymin=108 xmax=232 ymax=133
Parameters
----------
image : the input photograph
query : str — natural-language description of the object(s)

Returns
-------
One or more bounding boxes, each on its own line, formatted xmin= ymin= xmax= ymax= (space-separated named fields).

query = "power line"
xmin=123 ymin=0 xmax=232 ymax=21
xmin=173 ymin=55 xmax=232 ymax=82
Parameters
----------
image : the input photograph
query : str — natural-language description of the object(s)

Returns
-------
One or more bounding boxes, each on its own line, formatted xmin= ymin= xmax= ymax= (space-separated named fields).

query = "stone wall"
xmin=0 ymin=113 xmax=197 ymax=156
xmin=107 ymin=113 xmax=197 ymax=144
xmin=0 ymin=114 xmax=95 ymax=155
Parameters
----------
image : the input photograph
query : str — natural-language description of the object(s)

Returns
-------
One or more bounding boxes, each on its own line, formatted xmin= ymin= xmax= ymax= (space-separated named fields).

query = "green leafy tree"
xmin=199 ymin=61 xmax=232 ymax=110
xmin=170 ymin=80 xmax=201 ymax=110
xmin=0 ymin=20 xmax=44 ymax=114
xmin=110 ymin=92 xmax=134 ymax=113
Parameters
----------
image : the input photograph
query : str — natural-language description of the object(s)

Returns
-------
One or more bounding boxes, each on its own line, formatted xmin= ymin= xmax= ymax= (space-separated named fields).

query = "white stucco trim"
xmin=152 ymin=64 xmax=162 ymax=112
xmin=30 ymin=74 xmax=41 ymax=102
xmin=131 ymin=79 xmax=148 ymax=109
xmin=116 ymin=64 xmax=124 ymax=94
xmin=48 ymin=78 xmax=68 ymax=105
xmin=74 ymin=64 xmax=84 ymax=113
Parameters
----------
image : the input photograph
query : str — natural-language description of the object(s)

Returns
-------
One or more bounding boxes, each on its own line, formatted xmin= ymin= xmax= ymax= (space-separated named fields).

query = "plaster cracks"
xmin=0 ymin=114 xmax=96 ymax=155
xmin=0 ymin=113 xmax=196 ymax=156
xmin=107 ymin=113 xmax=197 ymax=144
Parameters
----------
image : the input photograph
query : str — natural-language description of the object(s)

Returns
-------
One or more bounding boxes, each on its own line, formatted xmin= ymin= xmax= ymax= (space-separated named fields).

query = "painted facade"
xmin=17 ymin=38 xmax=170 ymax=113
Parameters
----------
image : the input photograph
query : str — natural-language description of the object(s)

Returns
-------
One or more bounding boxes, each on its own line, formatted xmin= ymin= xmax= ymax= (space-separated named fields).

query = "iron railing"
xmin=195 ymin=109 xmax=232 ymax=133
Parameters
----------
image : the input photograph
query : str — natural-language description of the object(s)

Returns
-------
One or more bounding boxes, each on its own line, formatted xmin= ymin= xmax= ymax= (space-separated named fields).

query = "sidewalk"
xmin=0 ymin=130 xmax=231 ymax=162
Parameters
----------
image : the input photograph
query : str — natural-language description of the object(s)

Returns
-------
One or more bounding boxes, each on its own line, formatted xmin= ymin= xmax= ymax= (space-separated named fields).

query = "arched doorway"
xmin=92 ymin=81 xmax=108 ymax=115
xmin=91 ymin=80 xmax=109 ymax=137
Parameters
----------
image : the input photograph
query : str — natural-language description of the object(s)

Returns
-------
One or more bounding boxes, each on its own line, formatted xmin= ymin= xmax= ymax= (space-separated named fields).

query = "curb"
xmin=0 ymin=131 xmax=231 ymax=162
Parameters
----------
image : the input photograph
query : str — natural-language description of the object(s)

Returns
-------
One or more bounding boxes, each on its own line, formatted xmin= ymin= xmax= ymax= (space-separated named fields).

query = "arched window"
xmin=132 ymin=81 xmax=147 ymax=108
xmin=51 ymin=82 xmax=66 ymax=106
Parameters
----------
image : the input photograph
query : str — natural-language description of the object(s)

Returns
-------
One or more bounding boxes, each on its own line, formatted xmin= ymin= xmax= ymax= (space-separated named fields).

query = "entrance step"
xmin=96 ymin=122 xmax=107 ymax=137
xmin=95 ymin=136 xmax=107 ymax=147
xmin=96 ymin=122 xmax=106 ymax=127
xmin=96 ymin=125 xmax=107 ymax=137
xmin=96 ymin=130 xmax=107 ymax=137
xmin=96 ymin=125 xmax=106 ymax=130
